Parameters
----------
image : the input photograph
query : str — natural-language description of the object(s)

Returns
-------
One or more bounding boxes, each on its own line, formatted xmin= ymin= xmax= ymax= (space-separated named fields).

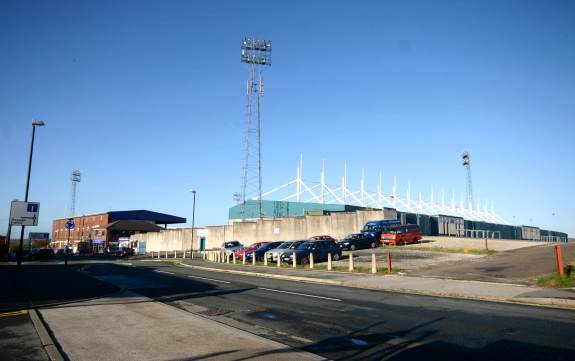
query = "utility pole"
xmin=17 ymin=119 xmax=45 ymax=269
xmin=190 ymin=190 xmax=196 ymax=253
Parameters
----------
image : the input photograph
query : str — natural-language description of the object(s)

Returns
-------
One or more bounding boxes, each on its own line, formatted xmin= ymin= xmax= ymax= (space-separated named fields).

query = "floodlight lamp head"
xmin=32 ymin=119 xmax=45 ymax=126
xmin=241 ymin=37 xmax=272 ymax=66
xmin=462 ymin=151 xmax=470 ymax=166
xmin=71 ymin=170 xmax=81 ymax=182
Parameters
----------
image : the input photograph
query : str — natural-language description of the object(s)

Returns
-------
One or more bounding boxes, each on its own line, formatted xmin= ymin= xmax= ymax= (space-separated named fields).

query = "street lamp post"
xmin=190 ymin=190 xmax=196 ymax=253
xmin=16 ymin=119 xmax=45 ymax=269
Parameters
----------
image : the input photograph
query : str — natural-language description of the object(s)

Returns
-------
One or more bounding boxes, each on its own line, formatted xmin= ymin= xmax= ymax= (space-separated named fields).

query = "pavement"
xmin=0 ymin=262 xmax=320 ymax=361
xmin=174 ymin=255 xmax=575 ymax=310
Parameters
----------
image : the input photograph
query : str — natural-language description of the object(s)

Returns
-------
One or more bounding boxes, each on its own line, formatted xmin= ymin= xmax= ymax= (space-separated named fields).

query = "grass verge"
xmin=537 ymin=270 xmax=575 ymax=288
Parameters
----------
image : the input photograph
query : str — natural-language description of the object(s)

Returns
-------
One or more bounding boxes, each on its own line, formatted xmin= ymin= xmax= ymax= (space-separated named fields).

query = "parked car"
xmin=245 ymin=241 xmax=283 ymax=262
xmin=221 ymin=241 xmax=244 ymax=256
xmin=56 ymin=248 xmax=74 ymax=257
xmin=339 ymin=233 xmax=378 ymax=251
xmin=118 ymin=247 xmax=135 ymax=258
xmin=381 ymin=224 xmax=422 ymax=246
xmin=310 ymin=235 xmax=338 ymax=242
xmin=30 ymin=248 xmax=54 ymax=260
xmin=281 ymin=240 xmax=342 ymax=264
xmin=234 ymin=242 xmax=268 ymax=261
xmin=266 ymin=240 xmax=307 ymax=262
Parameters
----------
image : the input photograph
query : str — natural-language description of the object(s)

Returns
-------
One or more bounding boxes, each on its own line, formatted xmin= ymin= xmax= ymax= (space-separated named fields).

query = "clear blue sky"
xmin=1 ymin=0 xmax=574 ymax=236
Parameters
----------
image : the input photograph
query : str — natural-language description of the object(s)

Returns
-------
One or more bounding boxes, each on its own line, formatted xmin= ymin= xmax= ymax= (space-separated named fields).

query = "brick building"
xmin=51 ymin=210 xmax=186 ymax=251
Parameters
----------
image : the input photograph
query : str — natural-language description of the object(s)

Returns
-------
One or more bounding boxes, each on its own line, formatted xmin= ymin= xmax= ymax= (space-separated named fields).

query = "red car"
xmin=310 ymin=235 xmax=337 ymax=242
xmin=234 ymin=242 xmax=268 ymax=261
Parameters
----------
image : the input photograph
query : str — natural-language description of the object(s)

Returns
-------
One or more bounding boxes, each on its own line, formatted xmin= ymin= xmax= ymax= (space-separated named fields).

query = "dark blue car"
xmin=281 ymin=240 xmax=342 ymax=265
xmin=245 ymin=241 xmax=284 ymax=262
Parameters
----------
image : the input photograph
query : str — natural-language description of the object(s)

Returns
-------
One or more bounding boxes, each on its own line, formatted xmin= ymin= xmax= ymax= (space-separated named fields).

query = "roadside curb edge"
xmin=28 ymin=309 xmax=66 ymax=361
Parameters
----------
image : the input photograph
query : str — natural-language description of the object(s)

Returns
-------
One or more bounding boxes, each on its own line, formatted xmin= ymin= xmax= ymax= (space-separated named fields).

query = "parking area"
xmin=335 ymin=247 xmax=480 ymax=272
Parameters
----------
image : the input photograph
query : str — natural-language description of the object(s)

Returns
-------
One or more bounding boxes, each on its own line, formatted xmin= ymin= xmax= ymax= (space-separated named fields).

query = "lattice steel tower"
xmin=240 ymin=37 xmax=272 ymax=218
xmin=69 ymin=170 xmax=81 ymax=217
xmin=461 ymin=152 xmax=474 ymax=209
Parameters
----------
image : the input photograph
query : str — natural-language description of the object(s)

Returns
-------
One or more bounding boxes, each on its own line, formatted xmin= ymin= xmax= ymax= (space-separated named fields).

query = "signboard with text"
xmin=9 ymin=201 xmax=40 ymax=226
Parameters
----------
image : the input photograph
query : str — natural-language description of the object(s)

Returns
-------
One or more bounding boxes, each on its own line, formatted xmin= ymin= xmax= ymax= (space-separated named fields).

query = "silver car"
xmin=221 ymin=241 xmax=244 ymax=256
xmin=266 ymin=240 xmax=306 ymax=261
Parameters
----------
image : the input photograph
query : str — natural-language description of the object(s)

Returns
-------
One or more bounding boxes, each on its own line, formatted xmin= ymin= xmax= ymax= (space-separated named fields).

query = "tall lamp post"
xmin=190 ymin=190 xmax=196 ymax=253
xmin=17 ymin=119 xmax=45 ymax=269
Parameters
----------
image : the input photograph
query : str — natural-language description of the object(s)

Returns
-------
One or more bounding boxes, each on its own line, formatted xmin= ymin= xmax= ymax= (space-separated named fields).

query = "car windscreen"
xmin=289 ymin=241 xmax=305 ymax=248
xmin=296 ymin=241 xmax=315 ymax=250
xmin=276 ymin=242 xmax=292 ymax=249
xmin=224 ymin=242 xmax=240 ymax=248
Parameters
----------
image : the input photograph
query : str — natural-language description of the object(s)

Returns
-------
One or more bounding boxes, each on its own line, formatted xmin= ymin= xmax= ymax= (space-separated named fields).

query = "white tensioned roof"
xmin=254 ymin=159 xmax=508 ymax=224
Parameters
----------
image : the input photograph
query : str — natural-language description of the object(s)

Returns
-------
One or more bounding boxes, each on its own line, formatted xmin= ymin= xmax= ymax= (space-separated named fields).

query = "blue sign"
xmin=27 ymin=203 xmax=39 ymax=212
xmin=66 ymin=219 xmax=75 ymax=229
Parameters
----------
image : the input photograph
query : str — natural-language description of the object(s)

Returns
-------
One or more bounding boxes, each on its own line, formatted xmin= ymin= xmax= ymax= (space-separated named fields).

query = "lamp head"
xmin=32 ymin=119 xmax=45 ymax=126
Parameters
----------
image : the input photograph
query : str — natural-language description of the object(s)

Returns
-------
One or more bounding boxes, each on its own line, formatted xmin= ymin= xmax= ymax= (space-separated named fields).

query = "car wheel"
xmin=332 ymin=253 xmax=340 ymax=261
xmin=350 ymin=244 xmax=356 ymax=251
xmin=301 ymin=256 xmax=309 ymax=265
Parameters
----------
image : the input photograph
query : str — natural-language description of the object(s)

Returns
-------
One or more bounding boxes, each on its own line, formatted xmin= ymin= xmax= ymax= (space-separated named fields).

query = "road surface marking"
xmin=0 ymin=310 xmax=29 ymax=318
xmin=258 ymin=287 xmax=341 ymax=302
xmin=154 ymin=270 xmax=175 ymax=275
xmin=187 ymin=275 xmax=231 ymax=284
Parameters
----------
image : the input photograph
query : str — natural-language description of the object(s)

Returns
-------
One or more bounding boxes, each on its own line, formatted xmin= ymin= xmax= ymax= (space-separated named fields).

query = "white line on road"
xmin=187 ymin=275 xmax=231 ymax=284
xmin=258 ymin=287 xmax=341 ymax=302
xmin=154 ymin=270 xmax=175 ymax=275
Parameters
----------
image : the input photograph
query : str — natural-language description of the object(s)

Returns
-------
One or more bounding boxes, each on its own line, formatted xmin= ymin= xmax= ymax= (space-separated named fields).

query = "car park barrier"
xmin=292 ymin=251 xmax=297 ymax=268
xmin=309 ymin=252 xmax=314 ymax=269
xmin=371 ymin=252 xmax=377 ymax=274
xmin=327 ymin=253 xmax=332 ymax=271
xmin=349 ymin=252 xmax=354 ymax=272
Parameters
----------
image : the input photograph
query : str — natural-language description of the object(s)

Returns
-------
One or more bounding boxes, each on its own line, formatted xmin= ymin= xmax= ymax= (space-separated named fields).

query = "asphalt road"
xmin=76 ymin=259 xmax=575 ymax=361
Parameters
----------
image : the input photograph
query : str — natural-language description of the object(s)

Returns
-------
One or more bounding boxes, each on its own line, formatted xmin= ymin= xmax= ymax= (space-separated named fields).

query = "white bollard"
xmin=309 ymin=252 xmax=314 ymax=269
xmin=349 ymin=252 xmax=354 ymax=272
xmin=252 ymin=253 xmax=256 ymax=265
xmin=183 ymin=249 xmax=186 ymax=259
xmin=292 ymin=251 xmax=297 ymax=268
xmin=165 ymin=250 xmax=168 ymax=259
xmin=191 ymin=251 xmax=194 ymax=260
xmin=264 ymin=252 xmax=268 ymax=266
xmin=174 ymin=250 xmax=177 ymax=259
xmin=243 ymin=254 xmax=246 ymax=265
xmin=233 ymin=253 xmax=236 ymax=264
xmin=371 ymin=252 xmax=377 ymax=274
xmin=327 ymin=253 xmax=332 ymax=271
xmin=277 ymin=252 xmax=282 ymax=268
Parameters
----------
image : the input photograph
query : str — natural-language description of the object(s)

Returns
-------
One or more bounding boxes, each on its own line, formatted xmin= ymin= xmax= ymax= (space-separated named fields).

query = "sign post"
xmin=65 ymin=218 xmax=75 ymax=267
xmin=10 ymin=201 xmax=40 ymax=268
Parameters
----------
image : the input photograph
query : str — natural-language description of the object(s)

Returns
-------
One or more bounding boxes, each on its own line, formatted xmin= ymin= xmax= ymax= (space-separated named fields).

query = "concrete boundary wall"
xmin=131 ymin=209 xmax=397 ymax=251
